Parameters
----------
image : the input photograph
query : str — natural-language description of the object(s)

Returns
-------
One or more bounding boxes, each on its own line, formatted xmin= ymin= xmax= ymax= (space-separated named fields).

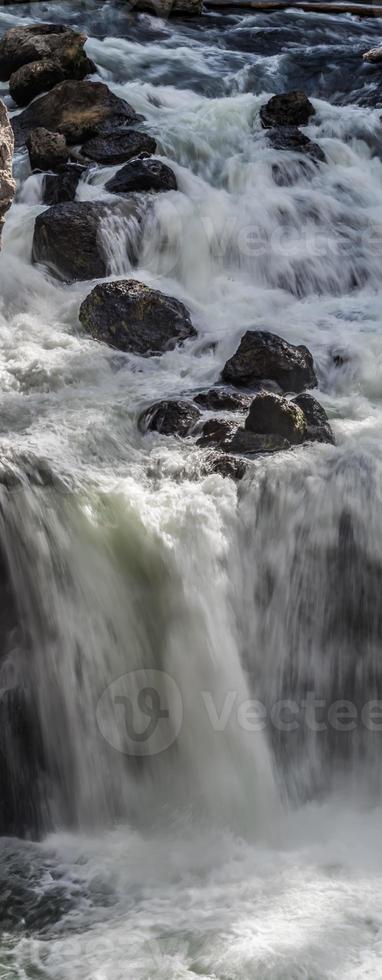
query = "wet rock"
xmin=82 ymin=131 xmax=157 ymax=166
xmin=0 ymin=688 xmax=46 ymax=839
xmin=201 ymin=452 xmax=246 ymax=480
xmin=9 ymin=60 xmax=65 ymax=108
xmin=0 ymin=24 xmax=94 ymax=83
xmin=42 ymin=164 xmax=85 ymax=205
xmin=0 ymin=100 xmax=15 ymax=245
xmin=293 ymin=392 xmax=334 ymax=444
xmin=134 ymin=0 xmax=202 ymax=13
xmin=228 ymin=428 xmax=289 ymax=454
xmin=194 ymin=387 xmax=253 ymax=412
xmin=197 ymin=417 xmax=238 ymax=447
xmin=79 ymin=279 xmax=196 ymax=355
xmin=139 ymin=400 xmax=201 ymax=436
xmin=26 ymin=127 xmax=68 ymax=172
xmin=267 ymin=126 xmax=325 ymax=163
xmin=260 ymin=91 xmax=315 ymax=129
xmin=222 ymin=330 xmax=317 ymax=393
xmin=245 ymin=391 xmax=307 ymax=444
xmin=32 ymin=201 xmax=142 ymax=281
xmin=105 ymin=157 xmax=177 ymax=195
xmin=12 ymin=80 xmax=141 ymax=147
xmin=363 ymin=46 xmax=382 ymax=63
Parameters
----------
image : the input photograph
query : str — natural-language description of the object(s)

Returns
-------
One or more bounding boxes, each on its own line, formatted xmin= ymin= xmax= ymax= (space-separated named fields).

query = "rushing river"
xmin=1 ymin=0 xmax=382 ymax=976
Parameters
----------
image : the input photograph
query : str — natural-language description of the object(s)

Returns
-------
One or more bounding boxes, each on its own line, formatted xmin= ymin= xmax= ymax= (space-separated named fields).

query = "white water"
xmin=1 ymin=1 xmax=382 ymax=976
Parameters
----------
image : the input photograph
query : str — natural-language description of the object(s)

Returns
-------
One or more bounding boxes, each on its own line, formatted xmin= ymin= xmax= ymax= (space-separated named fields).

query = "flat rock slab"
xmin=12 ymin=80 xmax=141 ymax=147
xmin=222 ymin=330 xmax=317 ymax=393
xmin=32 ymin=201 xmax=142 ymax=281
xmin=106 ymin=158 xmax=177 ymax=195
xmin=82 ymin=131 xmax=157 ymax=166
xmin=79 ymin=279 xmax=196 ymax=355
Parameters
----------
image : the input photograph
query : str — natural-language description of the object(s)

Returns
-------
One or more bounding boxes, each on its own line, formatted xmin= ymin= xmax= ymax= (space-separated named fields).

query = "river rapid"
xmin=1 ymin=1 xmax=382 ymax=976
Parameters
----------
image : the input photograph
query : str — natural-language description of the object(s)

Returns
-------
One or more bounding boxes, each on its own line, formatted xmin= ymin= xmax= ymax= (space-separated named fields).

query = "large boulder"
xmin=9 ymin=59 xmax=65 ymax=108
xmin=222 ymin=330 xmax=317 ymax=393
xmin=0 ymin=100 xmax=15 ymax=245
xmin=42 ymin=164 xmax=85 ymax=205
xmin=260 ymin=91 xmax=315 ymax=129
xmin=12 ymin=80 xmax=141 ymax=147
xmin=105 ymin=158 xmax=177 ymax=195
xmin=293 ymin=392 xmax=334 ymax=444
xmin=32 ymin=201 xmax=142 ymax=281
xmin=26 ymin=128 xmax=68 ymax=172
xmin=79 ymin=280 xmax=196 ymax=355
xmin=245 ymin=392 xmax=307 ymax=444
xmin=0 ymin=24 xmax=93 ymax=83
xmin=139 ymin=400 xmax=201 ymax=435
xmin=81 ymin=131 xmax=157 ymax=166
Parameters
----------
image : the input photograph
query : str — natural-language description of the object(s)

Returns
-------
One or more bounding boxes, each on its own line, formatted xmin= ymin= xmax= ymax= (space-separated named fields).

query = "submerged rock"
xmin=267 ymin=126 xmax=325 ymax=163
xmin=105 ymin=157 xmax=177 ymax=195
xmin=79 ymin=279 xmax=196 ymax=355
xmin=228 ymin=428 xmax=290 ymax=454
xmin=245 ymin=391 xmax=307 ymax=444
xmin=82 ymin=131 xmax=157 ymax=166
xmin=0 ymin=100 xmax=15 ymax=245
xmin=13 ymin=80 xmax=141 ymax=147
xmin=222 ymin=330 xmax=317 ymax=393
xmin=139 ymin=400 xmax=201 ymax=436
xmin=9 ymin=59 xmax=65 ymax=108
xmin=293 ymin=392 xmax=334 ymax=444
xmin=42 ymin=164 xmax=85 ymax=204
xmin=200 ymin=451 xmax=246 ymax=481
xmin=26 ymin=127 xmax=68 ymax=171
xmin=32 ymin=201 xmax=142 ymax=281
xmin=0 ymin=24 xmax=94 ymax=83
xmin=260 ymin=91 xmax=315 ymax=129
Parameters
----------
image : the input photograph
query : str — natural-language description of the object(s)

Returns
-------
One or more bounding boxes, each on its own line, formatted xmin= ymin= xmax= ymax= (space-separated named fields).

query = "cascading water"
xmin=1 ymin=0 xmax=382 ymax=976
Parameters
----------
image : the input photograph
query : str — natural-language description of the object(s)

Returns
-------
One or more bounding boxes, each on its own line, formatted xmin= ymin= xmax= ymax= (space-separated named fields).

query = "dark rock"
xmin=245 ymin=392 xmax=307 ymax=444
xmin=139 ymin=400 xmax=201 ymax=436
xmin=32 ymin=201 xmax=142 ymax=282
xmin=201 ymin=452 xmax=246 ymax=481
xmin=134 ymin=0 xmax=202 ymax=13
xmin=0 ymin=24 xmax=93 ymax=84
xmin=197 ymin=417 xmax=238 ymax=447
xmin=260 ymin=91 xmax=315 ymax=129
xmin=194 ymin=387 xmax=253 ymax=412
xmin=228 ymin=428 xmax=290 ymax=454
xmin=42 ymin=164 xmax=85 ymax=204
xmin=267 ymin=126 xmax=325 ymax=163
xmin=9 ymin=60 xmax=65 ymax=108
xmin=105 ymin=157 xmax=177 ymax=195
xmin=293 ymin=392 xmax=334 ymax=445
xmin=26 ymin=127 xmax=68 ymax=172
xmin=0 ymin=688 xmax=46 ymax=839
xmin=82 ymin=131 xmax=157 ymax=166
xmin=12 ymin=80 xmax=141 ymax=148
xmin=222 ymin=330 xmax=317 ymax=393
xmin=79 ymin=279 xmax=196 ymax=355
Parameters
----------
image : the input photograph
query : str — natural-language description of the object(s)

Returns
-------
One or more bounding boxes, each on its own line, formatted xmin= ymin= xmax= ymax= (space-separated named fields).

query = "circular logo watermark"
xmin=96 ymin=669 xmax=183 ymax=756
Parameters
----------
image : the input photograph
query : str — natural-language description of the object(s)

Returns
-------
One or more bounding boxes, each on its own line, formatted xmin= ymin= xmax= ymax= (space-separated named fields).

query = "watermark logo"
xmin=96 ymin=669 xmax=183 ymax=756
